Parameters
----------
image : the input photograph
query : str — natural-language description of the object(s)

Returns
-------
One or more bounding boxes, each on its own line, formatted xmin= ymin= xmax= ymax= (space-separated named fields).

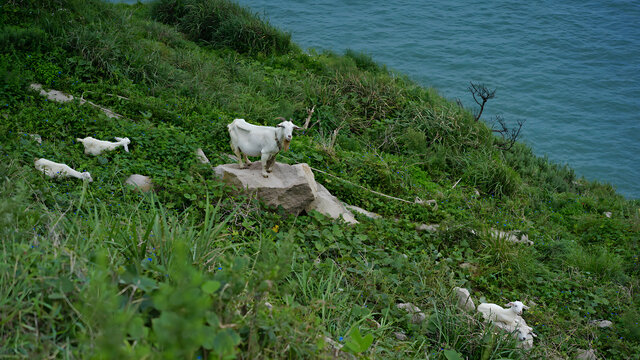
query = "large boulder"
xmin=214 ymin=162 xmax=318 ymax=215
xmin=306 ymin=184 xmax=358 ymax=224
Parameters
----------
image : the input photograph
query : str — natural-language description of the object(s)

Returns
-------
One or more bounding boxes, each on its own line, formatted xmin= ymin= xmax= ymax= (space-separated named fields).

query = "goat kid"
xmin=477 ymin=301 xmax=529 ymax=326
xmin=76 ymin=136 xmax=130 ymax=156
xmin=34 ymin=158 xmax=93 ymax=182
xmin=228 ymin=118 xmax=300 ymax=178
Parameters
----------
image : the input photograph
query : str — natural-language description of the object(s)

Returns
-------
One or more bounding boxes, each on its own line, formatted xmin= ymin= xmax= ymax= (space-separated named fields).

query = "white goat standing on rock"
xmin=76 ymin=136 xmax=130 ymax=156
xmin=34 ymin=158 xmax=93 ymax=182
xmin=227 ymin=118 xmax=300 ymax=178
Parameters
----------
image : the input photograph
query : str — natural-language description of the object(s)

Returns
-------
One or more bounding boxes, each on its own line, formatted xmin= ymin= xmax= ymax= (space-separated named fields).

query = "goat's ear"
xmin=523 ymin=304 xmax=529 ymax=310
xmin=293 ymin=125 xmax=302 ymax=130
xmin=277 ymin=123 xmax=285 ymax=128
xmin=505 ymin=302 xmax=515 ymax=307
xmin=531 ymin=332 xmax=538 ymax=338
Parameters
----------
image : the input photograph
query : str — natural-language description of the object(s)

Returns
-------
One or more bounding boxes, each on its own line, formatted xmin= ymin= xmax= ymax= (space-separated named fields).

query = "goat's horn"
xmin=275 ymin=117 xmax=287 ymax=122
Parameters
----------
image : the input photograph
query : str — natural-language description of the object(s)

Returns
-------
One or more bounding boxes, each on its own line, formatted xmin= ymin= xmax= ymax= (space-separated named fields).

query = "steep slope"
xmin=1 ymin=0 xmax=638 ymax=358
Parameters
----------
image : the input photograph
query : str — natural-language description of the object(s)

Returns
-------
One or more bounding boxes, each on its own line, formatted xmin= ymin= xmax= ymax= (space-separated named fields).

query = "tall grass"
xmin=151 ymin=0 xmax=293 ymax=55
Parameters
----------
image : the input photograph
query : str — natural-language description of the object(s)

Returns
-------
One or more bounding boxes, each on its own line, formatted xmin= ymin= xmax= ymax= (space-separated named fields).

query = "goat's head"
xmin=81 ymin=172 xmax=93 ymax=182
xmin=115 ymin=137 xmax=131 ymax=152
xmin=276 ymin=117 xmax=301 ymax=151
xmin=505 ymin=301 xmax=529 ymax=315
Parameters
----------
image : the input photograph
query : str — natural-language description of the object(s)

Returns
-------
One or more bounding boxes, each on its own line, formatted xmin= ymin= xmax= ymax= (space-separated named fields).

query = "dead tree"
xmin=492 ymin=115 xmax=525 ymax=151
xmin=468 ymin=82 xmax=496 ymax=121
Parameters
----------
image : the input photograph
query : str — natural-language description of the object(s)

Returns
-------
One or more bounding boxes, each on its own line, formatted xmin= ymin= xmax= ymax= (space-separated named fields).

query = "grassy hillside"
xmin=1 ymin=0 xmax=638 ymax=358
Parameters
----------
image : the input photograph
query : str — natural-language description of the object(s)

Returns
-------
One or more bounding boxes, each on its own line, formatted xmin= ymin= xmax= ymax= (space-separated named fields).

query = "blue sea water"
xmin=110 ymin=0 xmax=640 ymax=199
xmin=232 ymin=0 xmax=640 ymax=199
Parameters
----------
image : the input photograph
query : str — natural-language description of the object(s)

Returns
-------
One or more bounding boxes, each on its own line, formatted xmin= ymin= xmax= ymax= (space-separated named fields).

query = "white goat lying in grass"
xmin=76 ymin=136 xmax=130 ymax=156
xmin=477 ymin=301 xmax=528 ymax=325
xmin=34 ymin=158 xmax=93 ymax=182
xmin=227 ymin=118 xmax=300 ymax=178
xmin=477 ymin=301 xmax=537 ymax=348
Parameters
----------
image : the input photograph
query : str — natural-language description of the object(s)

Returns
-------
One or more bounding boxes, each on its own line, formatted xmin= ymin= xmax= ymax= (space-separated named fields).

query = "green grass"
xmin=1 ymin=0 xmax=639 ymax=358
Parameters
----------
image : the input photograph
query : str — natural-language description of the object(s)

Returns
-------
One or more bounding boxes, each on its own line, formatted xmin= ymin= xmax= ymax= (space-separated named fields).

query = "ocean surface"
xmin=116 ymin=0 xmax=640 ymax=199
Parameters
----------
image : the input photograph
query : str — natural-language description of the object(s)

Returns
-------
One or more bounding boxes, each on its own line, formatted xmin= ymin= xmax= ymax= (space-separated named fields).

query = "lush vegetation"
xmin=1 ymin=0 xmax=638 ymax=358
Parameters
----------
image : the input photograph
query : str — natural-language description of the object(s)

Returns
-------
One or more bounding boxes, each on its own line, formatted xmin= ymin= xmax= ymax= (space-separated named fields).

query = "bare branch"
xmin=492 ymin=115 xmax=525 ymax=151
xmin=468 ymin=82 xmax=496 ymax=121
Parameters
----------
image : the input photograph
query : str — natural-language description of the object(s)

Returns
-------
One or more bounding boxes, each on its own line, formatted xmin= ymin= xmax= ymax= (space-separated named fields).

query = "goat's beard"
xmin=282 ymin=139 xmax=290 ymax=151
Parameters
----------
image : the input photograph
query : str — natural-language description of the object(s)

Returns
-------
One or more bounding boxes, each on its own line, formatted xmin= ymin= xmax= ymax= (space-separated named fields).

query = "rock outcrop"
xmin=306 ymin=184 xmax=358 ymax=224
xmin=214 ymin=162 xmax=318 ymax=215
xmin=344 ymin=204 xmax=381 ymax=219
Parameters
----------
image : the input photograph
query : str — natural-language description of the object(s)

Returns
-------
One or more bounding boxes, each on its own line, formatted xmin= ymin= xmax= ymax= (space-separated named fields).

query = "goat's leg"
xmin=231 ymin=143 xmax=246 ymax=168
xmin=266 ymin=155 xmax=277 ymax=173
xmin=260 ymin=152 xmax=270 ymax=177
xmin=243 ymin=154 xmax=250 ymax=165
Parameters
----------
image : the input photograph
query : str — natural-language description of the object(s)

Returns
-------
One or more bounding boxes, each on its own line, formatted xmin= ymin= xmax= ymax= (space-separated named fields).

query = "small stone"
xmin=453 ymin=287 xmax=476 ymax=311
xmin=416 ymin=223 xmax=439 ymax=232
xmin=459 ymin=263 xmax=477 ymax=272
xmin=397 ymin=303 xmax=426 ymax=323
xmin=576 ymin=349 xmax=598 ymax=360
xmin=30 ymin=83 xmax=74 ymax=102
xmin=195 ymin=148 xmax=210 ymax=164
xmin=125 ymin=174 xmax=153 ymax=192
xmin=394 ymin=332 xmax=408 ymax=341
xmin=589 ymin=320 xmax=613 ymax=328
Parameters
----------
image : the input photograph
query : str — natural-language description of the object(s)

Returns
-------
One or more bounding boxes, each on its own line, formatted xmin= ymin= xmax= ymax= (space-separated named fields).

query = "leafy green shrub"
xmin=151 ymin=0 xmax=293 ymax=55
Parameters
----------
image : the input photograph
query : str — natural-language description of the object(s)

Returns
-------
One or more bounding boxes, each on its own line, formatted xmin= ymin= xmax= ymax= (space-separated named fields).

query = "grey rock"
xmin=214 ymin=162 xmax=317 ymax=215
xmin=394 ymin=332 xmax=408 ymax=341
xmin=576 ymin=349 xmax=598 ymax=360
xmin=416 ymin=223 xmax=440 ymax=232
xmin=306 ymin=183 xmax=358 ymax=224
xmin=195 ymin=148 xmax=210 ymax=164
xmin=125 ymin=174 xmax=153 ymax=192
xmin=397 ymin=302 xmax=426 ymax=323
xmin=454 ymin=287 xmax=476 ymax=311
xmin=344 ymin=204 xmax=381 ymax=219
xmin=30 ymin=83 xmax=74 ymax=102
xmin=589 ymin=320 xmax=613 ymax=328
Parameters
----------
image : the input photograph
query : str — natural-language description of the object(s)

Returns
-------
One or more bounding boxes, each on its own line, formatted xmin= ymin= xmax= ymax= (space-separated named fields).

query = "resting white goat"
xmin=34 ymin=158 xmax=93 ymax=182
xmin=494 ymin=316 xmax=537 ymax=349
xmin=477 ymin=301 xmax=528 ymax=326
xmin=76 ymin=136 xmax=130 ymax=156
xmin=227 ymin=118 xmax=300 ymax=178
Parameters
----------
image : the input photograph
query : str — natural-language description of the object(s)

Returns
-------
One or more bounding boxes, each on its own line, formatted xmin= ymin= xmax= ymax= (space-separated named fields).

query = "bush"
xmin=151 ymin=0 xmax=293 ymax=55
